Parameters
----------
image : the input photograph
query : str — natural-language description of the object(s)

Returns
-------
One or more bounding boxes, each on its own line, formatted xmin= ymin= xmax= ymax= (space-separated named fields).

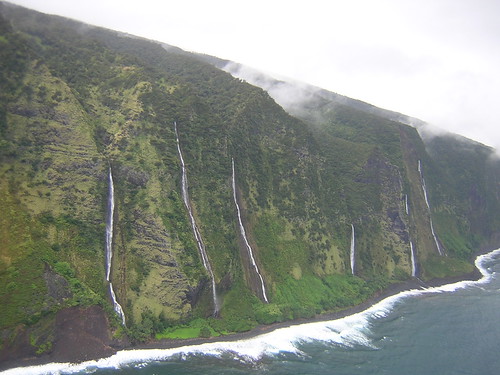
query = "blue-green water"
xmin=5 ymin=249 xmax=500 ymax=375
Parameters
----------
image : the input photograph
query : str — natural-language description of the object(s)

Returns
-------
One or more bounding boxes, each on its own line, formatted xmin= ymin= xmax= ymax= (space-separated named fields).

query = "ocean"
xmin=4 ymin=249 xmax=500 ymax=375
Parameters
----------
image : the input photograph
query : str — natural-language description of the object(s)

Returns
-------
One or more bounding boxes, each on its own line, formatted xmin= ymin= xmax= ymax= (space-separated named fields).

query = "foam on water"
xmin=5 ymin=249 xmax=499 ymax=375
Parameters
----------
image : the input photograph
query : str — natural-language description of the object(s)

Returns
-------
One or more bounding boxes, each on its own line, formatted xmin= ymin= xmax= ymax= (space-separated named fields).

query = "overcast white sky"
xmin=8 ymin=0 xmax=500 ymax=150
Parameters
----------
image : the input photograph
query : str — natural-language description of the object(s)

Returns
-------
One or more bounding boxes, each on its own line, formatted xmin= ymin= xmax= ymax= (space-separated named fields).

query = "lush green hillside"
xmin=1 ymin=2 xmax=498 ymax=361
xmin=219 ymin=59 xmax=500 ymax=272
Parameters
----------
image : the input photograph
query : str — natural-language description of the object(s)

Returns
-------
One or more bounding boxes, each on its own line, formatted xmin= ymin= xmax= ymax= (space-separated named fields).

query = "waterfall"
xmin=174 ymin=122 xmax=219 ymax=315
xmin=232 ymin=158 xmax=269 ymax=303
xmin=417 ymin=160 xmax=443 ymax=256
xmin=410 ymin=241 xmax=417 ymax=277
xmin=105 ymin=167 xmax=126 ymax=326
xmin=350 ymin=224 xmax=355 ymax=275
xmin=420 ymin=177 xmax=431 ymax=210
xmin=105 ymin=168 xmax=114 ymax=282
xmin=109 ymin=283 xmax=126 ymax=325
xmin=405 ymin=194 xmax=409 ymax=215
xmin=428 ymin=217 xmax=442 ymax=255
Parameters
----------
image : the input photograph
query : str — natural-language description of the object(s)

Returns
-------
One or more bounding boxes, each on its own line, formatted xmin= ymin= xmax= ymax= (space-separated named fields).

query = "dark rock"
xmin=186 ymin=279 xmax=207 ymax=306
xmin=118 ymin=165 xmax=149 ymax=187
xmin=0 ymin=306 xmax=115 ymax=370
xmin=43 ymin=265 xmax=72 ymax=306
xmin=51 ymin=305 xmax=115 ymax=363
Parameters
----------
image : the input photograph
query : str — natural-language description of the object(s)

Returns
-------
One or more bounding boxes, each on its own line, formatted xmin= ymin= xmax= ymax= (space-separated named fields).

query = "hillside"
xmin=219 ymin=60 xmax=500 ymax=263
xmin=1 ymin=2 xmax=499 ymax=366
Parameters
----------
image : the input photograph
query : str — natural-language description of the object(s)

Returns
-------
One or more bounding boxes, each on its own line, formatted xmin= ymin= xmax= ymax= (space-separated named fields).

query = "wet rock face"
xmin=186 ymin=278 xmax=208 ymax=306
xmin=387 ymin=208 xmax=408 ymax=241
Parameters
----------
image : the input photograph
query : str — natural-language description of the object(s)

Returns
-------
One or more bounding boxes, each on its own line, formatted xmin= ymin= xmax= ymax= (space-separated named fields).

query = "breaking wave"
xmin=4 ymin=249 xmax=499 ymax=375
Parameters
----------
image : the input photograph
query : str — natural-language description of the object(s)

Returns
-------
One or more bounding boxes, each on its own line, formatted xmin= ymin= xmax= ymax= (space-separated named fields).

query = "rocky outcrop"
xmin=0 ymin=306 xmax=115 ymax=370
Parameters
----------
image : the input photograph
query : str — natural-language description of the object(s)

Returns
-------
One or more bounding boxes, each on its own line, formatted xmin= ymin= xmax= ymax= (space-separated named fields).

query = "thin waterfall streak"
xmin=105 ymin=168 xmax=126 ymax=326
xmin=418 ymin=160 xmax=430 ymax=209
xmin=105 ymin=168 xmax=114 ymax=282
xmin=410 ymin=241 xmax=417 ymax=277
xmin=405 ymin=194 xmax=409 ymax=215
xmin=232 ymin=158 xmax=269 ymax=303
xmin=174 ymin=122 xmax=219 ymax=314
xmin=418 ymin=160 xmax=443 ymax=256
xmin=421 ymin=178 xmax=430 ymax=209
xmin=429 ymin=217 xmax=443 ymax=256
xmin=109 ymin=283 xmax=126 ymax=326
xmin=350 ymin=224 xmax=355 ymax=275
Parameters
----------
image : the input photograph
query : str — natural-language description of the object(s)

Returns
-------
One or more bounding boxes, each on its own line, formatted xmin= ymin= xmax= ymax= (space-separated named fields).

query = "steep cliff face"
xmin=220 ymin=59 xmax=500 ymax=275
xmin=1 ymin=2 xmax=498 ymax=361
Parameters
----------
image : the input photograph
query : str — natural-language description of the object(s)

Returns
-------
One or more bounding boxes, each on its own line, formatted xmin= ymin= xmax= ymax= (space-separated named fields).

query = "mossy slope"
xmin=0 ymin=2 xmax=497 ymax=349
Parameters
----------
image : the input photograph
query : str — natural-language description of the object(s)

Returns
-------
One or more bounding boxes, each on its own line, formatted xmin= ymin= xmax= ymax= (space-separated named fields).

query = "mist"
xmin=223 ymin=60 xmax=499 ymax=156
xmin=222 ymin=62 xmax=318 ymax=111
xmin=7 ymin=0 xmax=500 ymax=152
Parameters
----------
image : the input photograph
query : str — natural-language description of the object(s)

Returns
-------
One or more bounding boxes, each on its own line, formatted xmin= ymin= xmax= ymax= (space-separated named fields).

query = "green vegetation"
xmin=422 ymin=255 xmax=474 ymax=279
xmin=425 ymin=135 xmax=500 ymax=259
xmin=153 ymin=274 xmax=387 ymax=341
xmin=0 ymin=2 xmax=499 ymax=351
xmin=272 ymin=274 xmax=385 ymax=319
xmin=156 ymin=318 xmax=220 ymax=340
xmin=0 ymin=186 xmax=53 ymax=328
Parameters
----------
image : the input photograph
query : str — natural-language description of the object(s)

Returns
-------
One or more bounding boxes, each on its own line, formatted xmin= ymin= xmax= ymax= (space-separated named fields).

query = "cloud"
xmin=412 ymin=70 xmax=500 ymax=150
xmin=222 ymin=62 xmax=319 ymax=111
xmin=8 ymin=0 xmax=500 ymax=152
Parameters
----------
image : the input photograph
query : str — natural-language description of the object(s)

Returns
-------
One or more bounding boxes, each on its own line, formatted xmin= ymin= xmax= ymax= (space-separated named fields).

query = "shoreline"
xmin=128 ymin=245 xmax=489 ymax=351
xmin=0 ymin=252 xmax=487 ymax=372
xmin=134 ymin=268 xmax=481 ymax=351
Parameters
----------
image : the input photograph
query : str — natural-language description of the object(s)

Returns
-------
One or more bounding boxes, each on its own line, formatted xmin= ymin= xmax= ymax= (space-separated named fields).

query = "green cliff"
xmin=1 ymin=2 xmax=499 ymax=363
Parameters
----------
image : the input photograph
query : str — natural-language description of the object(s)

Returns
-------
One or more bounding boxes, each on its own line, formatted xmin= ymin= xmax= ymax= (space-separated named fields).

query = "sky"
xmin=7 ymin=0 xmax=500 ymax=150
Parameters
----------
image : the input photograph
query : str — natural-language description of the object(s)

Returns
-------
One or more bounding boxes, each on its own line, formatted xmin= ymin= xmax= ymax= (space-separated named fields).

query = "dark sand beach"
xmin=0 ymin=263 xmax=482 ymax=372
